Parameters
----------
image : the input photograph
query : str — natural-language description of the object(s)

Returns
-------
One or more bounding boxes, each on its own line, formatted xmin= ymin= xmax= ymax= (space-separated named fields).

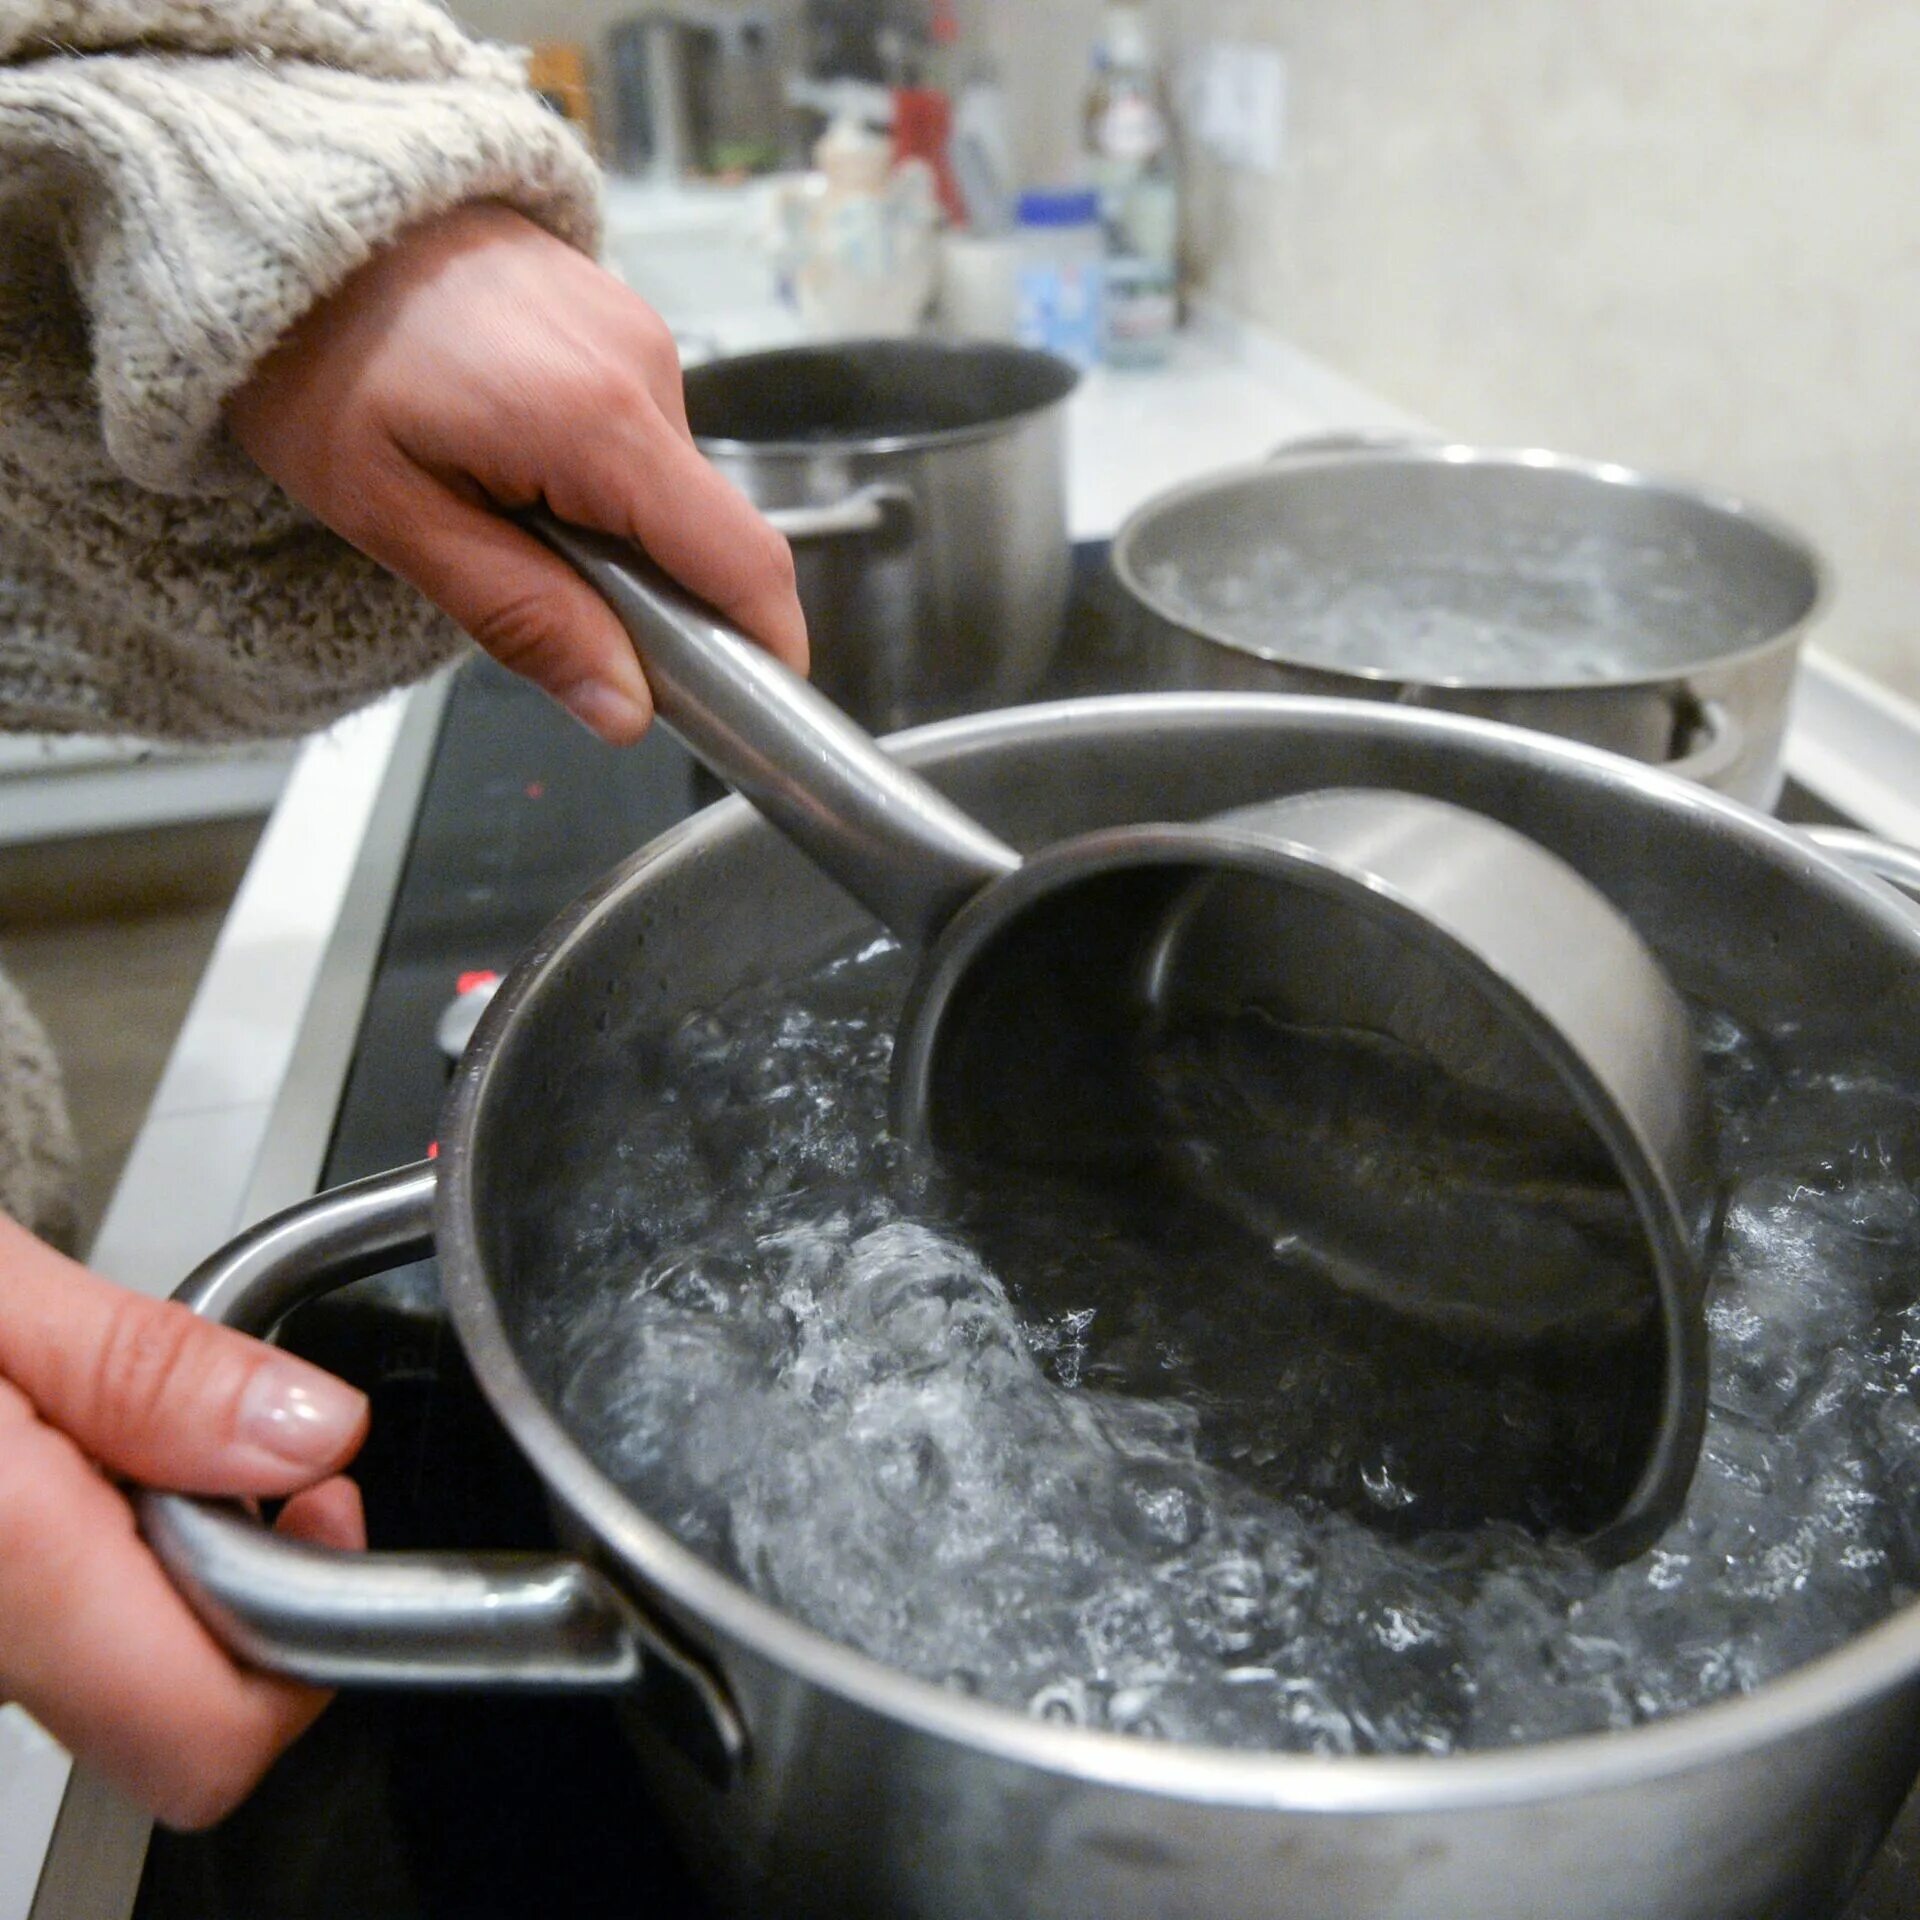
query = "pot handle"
xmin=523 ymin=508 xmax=1018 ymax=947
xmin=135 ymin=1163 xmax=747 ymax=1788
xmin=1803 ymin=826 xmax=1920 ymax=906
xmin=761 ymin=483 xmax=917 ymax=543
xmin=1664 ymin=699 xmax=1744 ymax=789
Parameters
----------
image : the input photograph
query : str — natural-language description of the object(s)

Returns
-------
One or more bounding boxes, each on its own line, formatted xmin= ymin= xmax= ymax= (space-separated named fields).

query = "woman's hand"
xmin=228 ymin=201 xmax=808 ymax=744
xmin=0 ymin=1213 xmax=368 ymax=1829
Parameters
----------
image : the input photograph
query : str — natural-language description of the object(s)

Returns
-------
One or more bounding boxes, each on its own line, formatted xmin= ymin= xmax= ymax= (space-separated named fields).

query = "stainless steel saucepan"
xmin=686 ymin=338 xmax=1078 ymax=732
xmin=140 ymin=694 xmax=1920 ymax=1920
xmin=1113 ymin=436 xmax=1826 ymax=808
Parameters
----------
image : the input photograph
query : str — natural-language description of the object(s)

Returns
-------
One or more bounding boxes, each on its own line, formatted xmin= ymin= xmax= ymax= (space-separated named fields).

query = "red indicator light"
xmin=426 ymin=1140 xmax=440 ymax=1160
xmin=456 ymin=969 xmax=500 ymax=996
xmin=525 ymin=781 xmax=545 ymax=800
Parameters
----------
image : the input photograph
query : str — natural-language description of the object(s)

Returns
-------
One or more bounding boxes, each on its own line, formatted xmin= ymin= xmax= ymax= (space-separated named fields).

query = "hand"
xmin=0 ymin=1212 xmax=368 ymax=1829
xmin=228 ymin=201 xmax=808 ymax=745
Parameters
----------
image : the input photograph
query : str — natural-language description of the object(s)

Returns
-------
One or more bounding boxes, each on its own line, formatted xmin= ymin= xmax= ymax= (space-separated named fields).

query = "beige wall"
xmin=452 ymin=0 xmax=799 ymax=46
xmin=963 ymin=0 xmax=1920 ymax=698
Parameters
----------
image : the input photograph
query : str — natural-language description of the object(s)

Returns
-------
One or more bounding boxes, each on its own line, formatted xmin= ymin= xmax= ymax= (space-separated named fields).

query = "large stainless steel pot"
xmin=1113 ymin=440 xmax=1826 ymax=808
xmin=144 ymin=698 xmax=1920 ymax=1920
xmin=685 ymin=339 xmax=1078 ymax=731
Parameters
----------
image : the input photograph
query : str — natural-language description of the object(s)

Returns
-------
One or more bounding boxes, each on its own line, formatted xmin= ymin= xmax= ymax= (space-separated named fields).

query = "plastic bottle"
xmin=1012 ymin=189 xmax=1105 ymax=370
xmin=1083 ymin=2 xmax=1179 ymax=368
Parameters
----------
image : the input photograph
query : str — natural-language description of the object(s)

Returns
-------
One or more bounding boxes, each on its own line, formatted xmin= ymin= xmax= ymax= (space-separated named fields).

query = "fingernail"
xmin=558 ymin=678 xmax=650 ymax=743
xmin=238 ymin=1359 xmax=367 ymax=1469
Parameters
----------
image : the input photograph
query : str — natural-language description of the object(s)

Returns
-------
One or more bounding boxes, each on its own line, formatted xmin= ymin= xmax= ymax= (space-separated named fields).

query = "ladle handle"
xmin=525 ymin=511 xmax=1019 ymax=947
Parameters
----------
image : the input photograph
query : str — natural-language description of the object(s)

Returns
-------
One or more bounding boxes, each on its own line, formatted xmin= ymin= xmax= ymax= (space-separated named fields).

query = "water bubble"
xmin=642 ymin=1249 xmax=751 ymax=1315
xmin=1029 ymin=1678 xmax=1094 ymax=1727
xmin=666 ymin=1007 xmax=734 ymax=1071
xmin=1191 ymin=1554 xmax=1266 ymax=1656
xmin=536 ymin=933 xmax=1920 ymax=1757
xmin=1142 ymin=527 xmax=1773 ymax=687
xmin=1111 ymin=1464 xmax=1211 ymax=1555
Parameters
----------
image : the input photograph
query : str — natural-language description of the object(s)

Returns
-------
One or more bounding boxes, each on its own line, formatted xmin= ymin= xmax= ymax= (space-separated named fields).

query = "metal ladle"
xmin=530 ymin=514 xmax=1717 ymax=1560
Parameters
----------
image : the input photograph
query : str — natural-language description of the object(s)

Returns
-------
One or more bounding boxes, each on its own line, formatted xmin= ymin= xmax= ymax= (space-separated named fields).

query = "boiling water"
xmin=530 ymin=939 xmax=1920 ymax=1755
xmin=1141 ymin=526 xmax=1775 ymax=685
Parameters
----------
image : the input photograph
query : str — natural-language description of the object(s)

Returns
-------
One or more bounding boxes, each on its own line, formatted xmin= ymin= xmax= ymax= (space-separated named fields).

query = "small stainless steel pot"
xmin=1112 ymin=438 xmax=1826 ymax=808
xmin=144 ymin=698 xmax=1920 ymax=1920
xmin=685 ymin=339 xmax=1078 ymax=732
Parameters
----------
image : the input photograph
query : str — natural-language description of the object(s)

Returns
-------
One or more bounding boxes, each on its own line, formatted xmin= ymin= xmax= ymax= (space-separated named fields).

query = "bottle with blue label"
xmin=1083 ymin=2 xmax=1179 ymax=367
xmin=1013 ymin=188 xmax=1105 ymax=370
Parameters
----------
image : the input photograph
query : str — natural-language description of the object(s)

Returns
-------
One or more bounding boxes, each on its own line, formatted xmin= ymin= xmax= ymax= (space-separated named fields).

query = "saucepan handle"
xmin=522 ymin=508 xmax=1015 ymax=947
xmin=136 ymin=1163 xmax=746 ymax=1787
xmin=1803 ymin=826 xmax=1920 ymax=907
xmin=761 ymin=483 xmax=917 ymax=543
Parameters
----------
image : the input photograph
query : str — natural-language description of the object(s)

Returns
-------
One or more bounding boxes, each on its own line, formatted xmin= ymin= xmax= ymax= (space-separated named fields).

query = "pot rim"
xmin=685 ymin=337 xmax=1081 ymax=459
xmin=439 ymin=692 xmax=1920 ymax=1815
xmin=1110 ymin=444 xmax=1830 ymax=695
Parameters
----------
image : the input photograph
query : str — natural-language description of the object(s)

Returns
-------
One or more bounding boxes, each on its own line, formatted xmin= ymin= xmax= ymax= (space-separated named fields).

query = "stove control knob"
xmin=436 ymin=972 xmax=502 ymax=1062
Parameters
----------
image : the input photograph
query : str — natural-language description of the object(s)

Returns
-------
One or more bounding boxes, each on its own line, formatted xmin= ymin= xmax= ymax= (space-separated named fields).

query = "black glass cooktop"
xmin=132 ymin=546 xmax=1911 ymax=1920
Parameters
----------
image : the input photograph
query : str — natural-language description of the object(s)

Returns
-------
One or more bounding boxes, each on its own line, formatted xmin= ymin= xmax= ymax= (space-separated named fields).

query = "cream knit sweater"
xmin=0 ymin=1 xmax=604 ymax=1241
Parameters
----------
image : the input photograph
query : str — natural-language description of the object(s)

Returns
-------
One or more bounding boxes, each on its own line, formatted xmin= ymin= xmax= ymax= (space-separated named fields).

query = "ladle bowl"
xmin=528 ymin=516 xmax=1716 ymax=1555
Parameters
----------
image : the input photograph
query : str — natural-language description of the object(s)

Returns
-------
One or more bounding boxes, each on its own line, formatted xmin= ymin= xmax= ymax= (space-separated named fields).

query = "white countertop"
xmin=8 ymin=300 xmax=1920 ymax=1920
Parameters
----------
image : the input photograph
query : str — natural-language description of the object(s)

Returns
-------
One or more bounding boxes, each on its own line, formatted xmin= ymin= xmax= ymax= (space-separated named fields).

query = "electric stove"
xmin=126 ymin=547 xmax=1920 ymax=1919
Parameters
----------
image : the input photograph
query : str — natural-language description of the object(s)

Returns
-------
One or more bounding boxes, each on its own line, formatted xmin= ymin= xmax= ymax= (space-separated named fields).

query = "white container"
xmin=936 ymin=231 xmax=1022 ymax=340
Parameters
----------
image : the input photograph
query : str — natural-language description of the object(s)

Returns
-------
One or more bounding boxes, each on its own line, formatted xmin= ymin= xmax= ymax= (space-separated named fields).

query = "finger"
xmin=557 ymin=422 xmax=810 ymax=680
xmin=0 ymin=1214 xmax=366 ymax=1498
xmin=338 ymin=468 xmax=657 ymax=744
xmin=276 ymin=1476 xmax=365 ymax=1551
xmin=0 ymin=1380 xmax=334 ymax=1831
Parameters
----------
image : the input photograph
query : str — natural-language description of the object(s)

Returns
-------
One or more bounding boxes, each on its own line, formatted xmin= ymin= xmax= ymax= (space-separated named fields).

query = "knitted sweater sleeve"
xmin=0 ymin=1 xmax=603 ymax=742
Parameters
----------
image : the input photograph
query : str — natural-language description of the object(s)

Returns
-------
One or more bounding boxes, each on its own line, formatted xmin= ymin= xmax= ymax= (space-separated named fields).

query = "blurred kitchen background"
xmin=990 ymin=0 xmax=1920 ymax=704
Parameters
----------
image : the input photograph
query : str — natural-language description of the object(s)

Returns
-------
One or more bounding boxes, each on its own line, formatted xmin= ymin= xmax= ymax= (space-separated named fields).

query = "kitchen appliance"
xmin=1113 ymin=438 xmax=1826 ymax=808
xmin=606 ymin=8 xmax=785 ymax=180
xmin=145 ymin=635 xmax=1920 ymax=1910
xmin=122 ymin=549 xmax=1920 ymax=1920
xmin=685 ymin=340 xmax=1078 ymax=731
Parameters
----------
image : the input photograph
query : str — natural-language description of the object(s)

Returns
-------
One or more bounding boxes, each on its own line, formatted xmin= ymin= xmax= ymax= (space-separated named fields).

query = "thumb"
xmin=0 ymin=1214 xmax=367 ymax=1497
